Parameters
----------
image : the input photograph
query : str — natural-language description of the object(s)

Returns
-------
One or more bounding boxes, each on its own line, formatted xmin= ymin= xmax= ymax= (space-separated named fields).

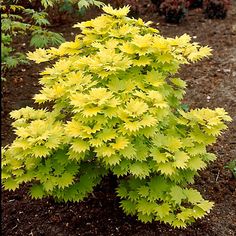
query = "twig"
xmin=215 ymin=170 xmax=220 ymax=182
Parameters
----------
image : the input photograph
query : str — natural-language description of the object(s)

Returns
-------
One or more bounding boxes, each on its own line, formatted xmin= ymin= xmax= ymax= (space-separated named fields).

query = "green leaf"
xmin=137 ymin=199 xmax=158 ymax=215
xmin=119 ymin=144 xmax=136 ymax=159
xmin=32 ymin=145 xmax=51 ymax=158
xmin=169 ymin=186 xmax=186 ymax=205
xmin=192 ymin=206 xmax=207 ymax=219
xmin=130 ymin=162 xmax=150 ymax=178
xmin=103 ymin=154 xmax=121 ymax=166
xmin=137 ymin=212 xmax=153 ymax=223
xmin=187 ymin=156 xmax=206 ymax=171
xmin=120 ymin=199 xmax=136 ymax=215
xmin=128 ymin=190 xmax=140 ymax=201
xmin=112 ymin=160 xmax=130 ymax=176
xmin=151 ymin=148 xmax=168 ymax=163
xmin=202 ymin=153 xmax=217 ymax=162
xmin=155 ymin=203 xmax=170 ymax=218
xmin=3 ymin=179 xmax=19 ymax=191
xmin=1 ymin=171 xmax=11 ymax=179
xmin=71 ymin=139 xmax=90 ymax=153
xmin=173 ymin=151 xmax=190 ymax=169
xmin=197 ymin=201 xmax=214 ymax=213
xmin=187 ymin=144 xmax=206 ymax=156
xmin=58 ymin=172 xmax=74 ymax=189
xmin=157 ymin=162 xmax=176 ymax=176
xmin=176 ymin=208 xmax=193 ymax=221
xmin=184 ymin=189 xmax=203 ymax=204
xmin=138 ymin=186 xmax=149 ymax=197
xmin=30 ymin=184 xmax=45 ymax=199
xmin=116 ymin=185 xmax=128 ymax=198
xmin=149 ymin=176 xmax=170 ymax=201
xmin=171 ymin=77 xmax=187 ymax=88
xmin=172 ymin=219 xmax=187 ymax=228
xmin=165 ymin=136 xmax=182 ymax=152
xmin=43 ymin=178 xmax=56 ymax=191
xmin=40 ymin=0 xmax=54 ymax=8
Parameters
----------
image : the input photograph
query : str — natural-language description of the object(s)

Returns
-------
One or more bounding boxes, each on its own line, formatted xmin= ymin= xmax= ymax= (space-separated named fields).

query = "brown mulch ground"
xmin=1 ymin=1 xmax=236 ymax=235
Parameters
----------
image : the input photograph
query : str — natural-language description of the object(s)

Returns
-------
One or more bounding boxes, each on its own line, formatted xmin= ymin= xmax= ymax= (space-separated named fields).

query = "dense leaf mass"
xmin=2 ymin=5 xmax=231 ymax=228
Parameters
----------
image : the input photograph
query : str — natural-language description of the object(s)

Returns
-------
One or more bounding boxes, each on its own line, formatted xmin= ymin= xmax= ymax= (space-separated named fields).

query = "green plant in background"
xmin=1 ymin=0 xmax=105 ymax=79
xmin=41 ymin=0 xmax=105 ymax=15
xmin=77 ymin=0 xmax=105 ymax=10
xmin=2 ymin=5 xmax=232 ymax=228
xmin=40 ymin=0 xmax=105 ymax=9
xmin=1 ymin=3 xmax=29 ymax=74
xmin=1 ymin=0 xmax=65 ymax=78
xmin=225 ymin=160 xmax=236 ymax=178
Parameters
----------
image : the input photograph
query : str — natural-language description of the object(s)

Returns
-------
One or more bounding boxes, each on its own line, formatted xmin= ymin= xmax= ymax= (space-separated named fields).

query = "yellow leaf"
xmin=119 ymin=144 xmax=136 ymax=159
xmin=173 ymin=151 xmax=190 ymax=169
xmin=89 ymin=88 xmax=113 ymax=102
xmin=157 ymin=162 xmax=176 ymax=176
xmin=124 ymin=121 xmax=143 ymax=132
xmin=120 ymin=43 xmax=136 ymax=54
xmin=71 ymin=139 xmax=90 ymax=153
xmin=27 ymin=48 xmax=52 ymax=63
xmin=97 ymin=128 xmax=117 ymax=142
xmin=140 ymin=114 xmax=157 ymax=127
xmin=151 ymin=148 xmax=168 ymax=163
xmin=132 ymin=34 xmax=153 ymax=48
xmin=96 ymin=145 xmax=116 ymax=157
xmin=145 ymin=70 xmax=165 ymax=87
xmin=89 ymin=138 xmax=104 ymax=147
xmin=102 ymin=5 xmax=130 ymax=17
xmin=70 ymin=93 xmax=88 ymax=108
xmin=112 ymin=136 xmax=129 ymax=150
xmin=133 ymin=56 xmax=151 ymax=66
xmin=165 ymin=137 xmax=182 ymax=152
xmin=126 ymin=99 xmax=148 ymax=117
xmin=82 ymin=106 xmax=102 ymax=117
xmin=103 ymin=154 xmax=121 ymax=166
xmin=65 ymin=120 xmax=83 ymax=137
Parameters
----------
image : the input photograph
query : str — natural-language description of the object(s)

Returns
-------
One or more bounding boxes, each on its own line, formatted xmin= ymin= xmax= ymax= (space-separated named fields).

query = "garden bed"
xmin=1 ymin=2 xmax=236 ymax=235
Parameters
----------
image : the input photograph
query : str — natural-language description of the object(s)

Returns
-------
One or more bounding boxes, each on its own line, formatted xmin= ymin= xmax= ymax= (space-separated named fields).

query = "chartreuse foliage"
xmin=2 ymin=5 xmax=232 ymax=228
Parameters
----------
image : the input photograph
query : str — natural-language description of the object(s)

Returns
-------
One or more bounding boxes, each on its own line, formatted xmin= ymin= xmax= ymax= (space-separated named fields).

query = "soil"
xmin=1 ymin=1 xmax=236 ymax=235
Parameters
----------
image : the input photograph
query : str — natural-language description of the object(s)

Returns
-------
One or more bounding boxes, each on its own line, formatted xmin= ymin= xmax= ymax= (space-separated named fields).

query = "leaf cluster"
xmin=40 ymin=0 xmax=104 ymax=15
xmin=2 ymin=5 xmax=232 ymax=228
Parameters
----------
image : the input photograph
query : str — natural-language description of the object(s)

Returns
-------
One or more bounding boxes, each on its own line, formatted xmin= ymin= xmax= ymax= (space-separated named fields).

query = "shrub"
xmin=2 ymin=5 xmax=232 ymax=228
xmin=203 ymin=0 xmax=231 ymax=19
xmin=189 ymin=0 xmax=203 ymax=9
xmin=159 ymin=0 xmax=190 ymax=23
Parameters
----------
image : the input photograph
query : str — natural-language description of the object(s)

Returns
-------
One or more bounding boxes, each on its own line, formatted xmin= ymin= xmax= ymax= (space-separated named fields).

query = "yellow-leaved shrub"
xmin=2 ymin=5 xmax=232 ymax=228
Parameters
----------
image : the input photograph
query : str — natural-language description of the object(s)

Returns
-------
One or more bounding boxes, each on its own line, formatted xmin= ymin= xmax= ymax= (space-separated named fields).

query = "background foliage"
xmin=1 ymin=0 xmax=104 ymax=80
